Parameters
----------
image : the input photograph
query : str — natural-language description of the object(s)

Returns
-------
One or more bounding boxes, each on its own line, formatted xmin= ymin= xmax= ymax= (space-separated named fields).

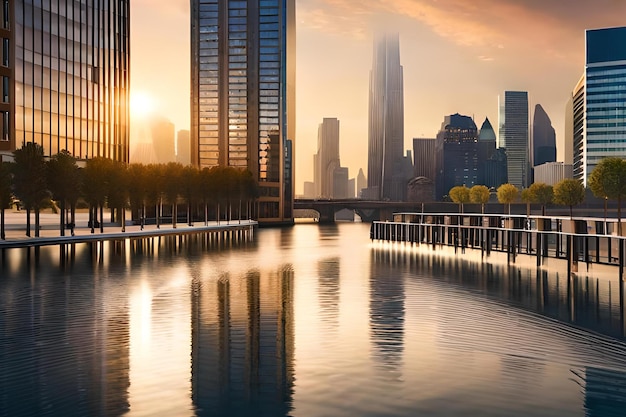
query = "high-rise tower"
xmin=532 ymin=104 xmax=556 ymax=167
xmin=314 ymin=118 xmax=340 ymax=198
xmin=0 ymin=1 xmax=130 ymax=162
xmin=571 ymin=26 xmax=626 ymax=185
xmin=500 ymin=91 xmax=529 ymax=189
xmin=366 ymin=33 xmax=405 ymax=201
xmin=190 ymin=0 xmax=296 ymax=224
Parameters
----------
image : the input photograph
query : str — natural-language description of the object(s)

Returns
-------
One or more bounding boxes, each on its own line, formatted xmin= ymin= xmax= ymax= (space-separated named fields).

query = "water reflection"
xmin=0 ymin=267 xmax=130 ymax=417
xmin=371 ymin=246 xmax=626 ymax=341
xmin=571 ymin=367 xmax=626 ymax=417
xmin=191 ymin=266 xmax=294 ymax=417
xmin=369 ymin=250 xmax=405 ymax=375
xmin=318 ymin=257 xmax=340 ymax=333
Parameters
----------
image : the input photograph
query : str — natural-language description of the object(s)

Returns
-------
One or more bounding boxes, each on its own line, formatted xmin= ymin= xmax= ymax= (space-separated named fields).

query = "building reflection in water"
xmin=571 ymin=367 xmax=626 ymax=417
xmin=370 ymin=245 xmax=626 ymax=341
xmin=318 ymin=257 xmax=340 ymax=334
xmin=369 ymin=250 xmax=405 ymax=375
xmin=191 ymin=265 xmax=294 ymax=417
xmin=0 ymin=259 xmax=130 ymax=417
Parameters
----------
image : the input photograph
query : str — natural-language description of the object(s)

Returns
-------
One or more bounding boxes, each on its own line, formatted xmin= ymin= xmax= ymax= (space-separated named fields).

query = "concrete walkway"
xmin=0 ymin=210 xmax=257 ymax=248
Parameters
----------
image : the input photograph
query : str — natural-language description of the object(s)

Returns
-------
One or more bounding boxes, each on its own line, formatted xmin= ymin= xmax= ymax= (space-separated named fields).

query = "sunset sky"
xmin=131 ymin=0 xmax=626 ymax=194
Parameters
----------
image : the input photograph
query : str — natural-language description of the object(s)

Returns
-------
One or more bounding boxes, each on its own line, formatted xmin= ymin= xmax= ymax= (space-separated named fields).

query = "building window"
xmin=1 ymin=37 xmax=7 ymax=66
xmin=0 ymin=111 xmax=8 ymax=141
xmin=2 ymin=76 xmax=7 ymax=102
xmin=2 ymin=1 xmax=7 ymax=30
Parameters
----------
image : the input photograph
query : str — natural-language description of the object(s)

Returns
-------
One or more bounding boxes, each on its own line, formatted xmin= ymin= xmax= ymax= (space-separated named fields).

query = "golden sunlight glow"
xmin=130 ymin=91 xmax=156 ymax=119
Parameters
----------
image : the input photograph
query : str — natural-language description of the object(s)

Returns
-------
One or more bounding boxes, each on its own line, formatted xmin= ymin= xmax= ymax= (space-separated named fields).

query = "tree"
xmin=469 ymin=185 xmax=490 ymax=213
xmin=588 ymin=157 xmax=626 ymax=234
xmin=83 ymin=157 xmax=113 ymax=233
xmin=47 ymin=150 xmax=81 ymax=236
xmin=163 ymin=162 xmax=184 ymax=228
xmin=145 ymin=164 xmax=165 ymax=228
xmin=106 ymin=161 xmax=128 ymax=232
xmin=0 ymin=161 xmax=12 ymax=240
xmin=496 ymin=183 xmax=519 ymax=215
xmin=520 ymin=188 xmax=533 ymax=216
xmin=553 ymin=178 xmax=585 ymax=219
xmin=528 ymin=182 xmax=553 ymax=216
xmin=449 ymin=185 xmax=470 ymax=213
xmin=128 ymin=163 xmax=149 ymax=230
xmin=12 ymin=143 xmax=50 ymax=237
xmin=181 ymin=165 xmax=199 ymax=226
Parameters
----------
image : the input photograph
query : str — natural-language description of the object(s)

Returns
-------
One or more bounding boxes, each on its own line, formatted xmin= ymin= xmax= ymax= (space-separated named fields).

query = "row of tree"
xmin=449 ymin=157 xmax=626 ymax=233
xmin=0 ymin=143 xmax=259 ymax=239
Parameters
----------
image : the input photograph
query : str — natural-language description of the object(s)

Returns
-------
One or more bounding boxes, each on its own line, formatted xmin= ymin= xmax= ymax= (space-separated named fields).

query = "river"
xmin=1 ymin=223 xmax=626 ymax=416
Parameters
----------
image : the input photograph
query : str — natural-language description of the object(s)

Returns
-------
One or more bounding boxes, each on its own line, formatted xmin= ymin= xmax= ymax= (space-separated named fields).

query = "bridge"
xmin=293 ymin=199 xmax=617 ymax=224
xmin=293 ymin=199 xmax=451 ymax=223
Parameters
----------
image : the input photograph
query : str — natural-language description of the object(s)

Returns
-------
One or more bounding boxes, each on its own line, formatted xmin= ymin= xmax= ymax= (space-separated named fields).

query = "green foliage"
xmin=449 ymin=185 xmax=470 ymax=204
xmin=47 ymin=150 xmax=81 ymax=206
xmin=0 ymin=161 xmax=12 ymax=210
xmin=553 ymin=178 xmax=585 ymax=218
xmin=529 ymin=182 xmax=553 ymax=206
xmin=496 ymin=183 xmax=519 ymax=205
xmin=469 ymin=185 xmax=490 ymax=205
xmin=12 ymin=142 xmax=49 ymax=210
xmin=588 ymin=157 xmax=626 ymax=201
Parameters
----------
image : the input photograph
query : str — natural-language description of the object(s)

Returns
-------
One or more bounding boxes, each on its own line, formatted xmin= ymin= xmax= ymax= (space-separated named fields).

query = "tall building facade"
xmin=151 ymin=116 xmax=175 ymax=164
xmin=314 ymin=117 xmax=340 ymax=198
xmin=412 ymin=138 xmax=436 ymax=180
xmin=190 ymin=0 xmax=296 ymax=223
xmin=0 ymin=0 xmax=130 ymax=161
xmin=177 ymin=129 xmax=191 ymax=165
xmin=500 ymin=91 xmax=529 ymax=188
xmin=356 ymin=168 xmax=366 ymax=198
xmin=366 ymin=33 xmax=405 ymax=201
xmin=572 ymin=26 xmax=626 ymax=185
xmin=435 ymin=113 xmax=479 ymax=199
xmin=532 ymin=104 xmax=556 ymax=167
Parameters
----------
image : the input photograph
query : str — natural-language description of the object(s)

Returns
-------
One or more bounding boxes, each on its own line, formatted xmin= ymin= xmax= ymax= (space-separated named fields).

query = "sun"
xmin=130 ymin=91 xmax=156 ymax=119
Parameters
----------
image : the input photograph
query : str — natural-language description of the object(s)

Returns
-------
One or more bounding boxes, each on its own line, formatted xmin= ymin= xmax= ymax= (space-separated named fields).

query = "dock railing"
xmin=371 ymin=212 xmax=626 ymax=279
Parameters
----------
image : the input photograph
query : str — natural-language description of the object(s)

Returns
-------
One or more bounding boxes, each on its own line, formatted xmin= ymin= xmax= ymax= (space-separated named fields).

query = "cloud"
xmin=297 ymin=0 xmax=626 ymax=58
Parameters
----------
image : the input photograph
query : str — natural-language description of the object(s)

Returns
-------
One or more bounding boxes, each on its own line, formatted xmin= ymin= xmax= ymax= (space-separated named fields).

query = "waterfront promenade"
xmin=0 ymin=209 xmax=257 ymax=248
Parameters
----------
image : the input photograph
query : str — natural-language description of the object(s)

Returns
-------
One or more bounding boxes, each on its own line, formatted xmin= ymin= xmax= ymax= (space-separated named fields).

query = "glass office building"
xmin=0 ymin=0 xmax=130 ymax=162
xmin=191 ymin=0 xmax=295 ymax=224
xmin=573 ymin=26 xmax=626 ymax=185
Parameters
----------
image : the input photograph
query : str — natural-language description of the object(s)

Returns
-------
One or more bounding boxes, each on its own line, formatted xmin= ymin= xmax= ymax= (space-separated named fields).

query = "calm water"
xmin=1 ymin=223 xmax=626 ymax=417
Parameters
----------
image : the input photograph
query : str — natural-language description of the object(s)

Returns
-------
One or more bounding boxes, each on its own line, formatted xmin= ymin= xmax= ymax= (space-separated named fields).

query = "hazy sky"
xmin=131 ymin=0 xmax=626 ymax=194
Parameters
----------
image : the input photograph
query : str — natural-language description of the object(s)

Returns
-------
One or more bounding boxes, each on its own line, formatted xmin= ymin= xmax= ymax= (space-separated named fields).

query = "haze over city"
xmin=131 ymin=0 xmax=626 ymax=194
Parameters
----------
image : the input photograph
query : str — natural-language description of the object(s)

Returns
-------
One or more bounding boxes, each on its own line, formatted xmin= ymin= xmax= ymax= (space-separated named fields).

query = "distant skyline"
xmin=131 ymin=1 xmax=626 ymax=194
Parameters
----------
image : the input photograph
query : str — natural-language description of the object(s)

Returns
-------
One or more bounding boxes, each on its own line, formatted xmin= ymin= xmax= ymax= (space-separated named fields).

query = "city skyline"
xmin=131 ymin=1 xmax=626 ymax=194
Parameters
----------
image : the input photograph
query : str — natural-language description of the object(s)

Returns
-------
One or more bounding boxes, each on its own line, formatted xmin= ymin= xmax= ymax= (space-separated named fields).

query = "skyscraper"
xmin=177 ymin=129 xmax=191 ymax=165
xmin=190 ymin=0 xmax=296 ymax=224
xmin=571 ymin=26 xmax=626 ymax=185
xmin=314 ymin=118 xmax=340 ymax=198
xmin=0 ymin=1 xmax=130 ymax=162
xmin=435 ymin=113 xmax=479 ymax=199
xmin=412 ymin=138 xmax=436 ymax=181
xmin=532 ymin=104 xmax=556 ymax=167
xmin=366 ymin=33 xmax=405 ymax=201
xmin=500 ymin=91 xmax=529 ymax=188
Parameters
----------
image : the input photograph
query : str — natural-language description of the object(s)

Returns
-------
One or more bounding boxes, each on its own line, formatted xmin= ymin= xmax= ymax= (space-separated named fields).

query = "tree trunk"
xmin=60 ymin=200 xmax=66 ymax=237
xmin=35 ymin=208 xmax=40 ymax=238
xmin=26 ymin=207 xmax=31 ymax=237
xmin=70 ymin=204 xmax=76 ymax=236
xmin=121 ymin=206 xmax=126 ymax=233
xmin=239 ymin=199 xmax=242 ymax=224
xmin=90 ymin=205 xmax=95 ymax=234
xmin=156 ymin=199 xmax=161 ymax=229
xmin=619 ymin=197 xmax=622 ymax=236
xmin=110 ymin=207 xmax=115 ymax=223
xmin=1 ymin=208 xmax=5 ymax=240
xmin=100 ymin=204 xmax=104 ymax=233
xmin=187 ymin=199 xmax=192 ymax=226
xmin=216 ymin=203 xmax=220 ymax=225
xmin=204 ymin=201 xmax=208 ymax=225
xmin=172 ymin=203 xmax=177 ymax=228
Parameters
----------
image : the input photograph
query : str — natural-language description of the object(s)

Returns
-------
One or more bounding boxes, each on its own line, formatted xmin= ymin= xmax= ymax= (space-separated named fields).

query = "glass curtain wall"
xmin=12 ymin=0 xmax=129 ymax=160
